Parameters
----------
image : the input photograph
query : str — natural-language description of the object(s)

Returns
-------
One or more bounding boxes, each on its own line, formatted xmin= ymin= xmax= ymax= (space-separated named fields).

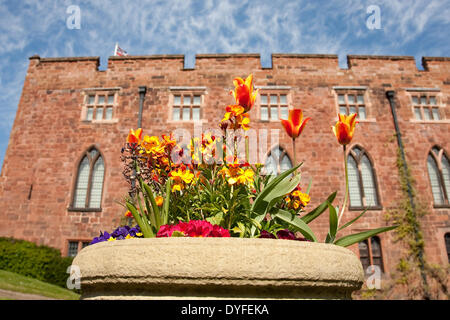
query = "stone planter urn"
xmin=72 ymin=237 xmax=364 ymax=300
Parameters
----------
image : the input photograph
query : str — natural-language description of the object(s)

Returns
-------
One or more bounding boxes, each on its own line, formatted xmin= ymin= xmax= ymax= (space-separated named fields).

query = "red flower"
xmin=156 ymin=220 xmax=230 ymax=238
xmin=280 ymin=109 xmax=311 ymax=139
xmin=332 ymin=113 xmax=358 ymax=145
xmin=230 ymin=74 xmax=258 ymax=112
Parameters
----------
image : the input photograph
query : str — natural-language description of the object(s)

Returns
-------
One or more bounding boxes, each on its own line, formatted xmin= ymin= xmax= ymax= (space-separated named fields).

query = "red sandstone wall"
xmin=0 ymin=54 xmax=448 ymax=272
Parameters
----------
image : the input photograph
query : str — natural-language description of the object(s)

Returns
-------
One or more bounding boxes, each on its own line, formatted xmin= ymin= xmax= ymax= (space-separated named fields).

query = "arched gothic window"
xmin=427 ymin=146 xmax=450 ymax=207
xmin=72 ymin=147 xmax=105 ymax=209
xmin=263 ymin=146 xmax=293 ymax=176
xmin=347 ymin=146 xmax=380 ymax=209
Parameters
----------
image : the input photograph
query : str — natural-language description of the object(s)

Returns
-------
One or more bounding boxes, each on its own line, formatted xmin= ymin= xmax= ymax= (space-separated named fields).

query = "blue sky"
xmin=0 ymin=0 xmax=449 ymax=168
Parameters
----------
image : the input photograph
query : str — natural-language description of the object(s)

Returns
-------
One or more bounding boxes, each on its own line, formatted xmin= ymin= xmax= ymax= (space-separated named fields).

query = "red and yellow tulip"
xmin=280 ymin=109 xmax=311 ymax=140
xmin=127 ymin=128 xmax=143 ymax=145
xmin=231 ymin=74 xmax=258 ymax=112
xmin=332 ymin=113 xmax=358 ymax=145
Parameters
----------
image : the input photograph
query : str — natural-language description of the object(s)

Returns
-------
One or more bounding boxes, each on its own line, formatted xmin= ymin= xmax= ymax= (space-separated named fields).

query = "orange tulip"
xmin=332 ymin=113 xmax=358 ymax=145
xmin=127 ymin=128 xmax=143 ymax=145
xmin=280 ymin=109 xmax=311 ymax=139
xmin=231 ymin=74 xmax=258 ymax=112
xmin=155 ymin=196 xmax=164 ymax=207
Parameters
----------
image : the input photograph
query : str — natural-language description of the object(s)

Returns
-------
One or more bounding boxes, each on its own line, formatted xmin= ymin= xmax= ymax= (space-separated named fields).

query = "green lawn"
xmin=0 ymin=270 xmax=80 ymax=300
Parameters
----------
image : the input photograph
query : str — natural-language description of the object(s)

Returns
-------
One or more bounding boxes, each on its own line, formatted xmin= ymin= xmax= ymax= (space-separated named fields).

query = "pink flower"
xmin=156 ymin=220 xmax=230 ymax=238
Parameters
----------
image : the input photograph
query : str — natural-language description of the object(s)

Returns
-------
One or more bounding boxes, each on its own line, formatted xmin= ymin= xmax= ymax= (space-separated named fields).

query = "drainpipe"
xmin=386 ymin=90 xmax=430 ymax=299
xmin=128 ymin=86 xmax=147 ymax=219
xmin=138 ymin=86 xmax=147 ymax=128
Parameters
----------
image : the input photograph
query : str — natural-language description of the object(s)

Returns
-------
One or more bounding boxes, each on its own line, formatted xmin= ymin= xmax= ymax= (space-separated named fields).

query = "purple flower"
xmin=259 ymin=230 xmax=276 ymax=239
xmin=276 ymin=229 xmax=296 ymax=240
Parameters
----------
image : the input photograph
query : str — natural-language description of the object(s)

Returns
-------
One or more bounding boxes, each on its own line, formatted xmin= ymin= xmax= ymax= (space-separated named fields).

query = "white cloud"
xmin=0 ymin=0 xmax=448 ymax=165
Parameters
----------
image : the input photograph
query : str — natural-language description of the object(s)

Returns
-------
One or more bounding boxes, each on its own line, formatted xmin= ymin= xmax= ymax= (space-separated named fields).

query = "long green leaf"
xmin=334 ymin=225 xmax=398 ymax=247
xmin=338 ymin=208 xmax=368 ymax=231
xmin=251 ymin=163 xmax=302 ymax=213
xmin=301 ymin=191 xmax=337 ymax=224
xmin=327 ymin=202 xmax=338 ymax=242
xmin=162 ymin=179 xmax=172 ymax=225
xmin=272 ymin=208 xmax=318 ymax=242
xmin=126 ymin=201 xmax=154 ymax=238
xmin=141 ymin=180 xmax=161 ymax=228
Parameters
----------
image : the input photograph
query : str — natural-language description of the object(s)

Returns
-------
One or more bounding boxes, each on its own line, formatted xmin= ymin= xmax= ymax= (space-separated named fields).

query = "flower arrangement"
xmin=91 ymin=74 xmax=396 ymax=246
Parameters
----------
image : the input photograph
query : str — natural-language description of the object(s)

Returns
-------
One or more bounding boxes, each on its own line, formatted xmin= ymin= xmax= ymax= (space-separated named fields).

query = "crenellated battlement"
xmin=28 ymin=53 xmax=450 ymax=74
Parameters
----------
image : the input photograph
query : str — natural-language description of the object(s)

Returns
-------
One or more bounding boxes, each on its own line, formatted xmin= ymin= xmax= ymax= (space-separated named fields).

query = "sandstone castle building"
xmin=0 ymin=53 xmax=449 ymax=285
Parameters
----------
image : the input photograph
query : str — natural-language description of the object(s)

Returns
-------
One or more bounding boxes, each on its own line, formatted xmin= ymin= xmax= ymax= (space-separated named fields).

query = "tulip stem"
xmin=338 ymin=145 xmax=348 ymax=226
xmin=292 ymin=138 xmax=296 ymax=167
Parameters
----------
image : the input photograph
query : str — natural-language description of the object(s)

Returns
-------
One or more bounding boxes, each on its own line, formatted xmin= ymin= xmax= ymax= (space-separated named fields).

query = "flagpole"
xmin=114 ymin=42 xmax=118 ymax=56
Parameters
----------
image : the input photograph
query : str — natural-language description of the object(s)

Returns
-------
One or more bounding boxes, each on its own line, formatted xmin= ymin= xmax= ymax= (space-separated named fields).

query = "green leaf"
xmin=272 ymin=208 xmax=318 ymax=242
xmin=334 ymin=225 xmax=398 ymax=247
xmin=251 ymin=163 xmax=302 ymax=213
xmin=162 ymin=179 xmax=172 ymax=225
xmin=141 ymin=180 xmax=161 ymax=228
xmin=337 ymin=208 xmax=368 ymax=231
xmin=262 ymin=173 xmax=302 ymax=203
xmin=250 ymin=213 xmax=267 ymax=237
xmin=301 ymin=191 xmax=337 ymax=224
xmin=327 ymin=202 xmax=338 ymax=242
xmin=126 ymin=201 xmax=154 ymax=238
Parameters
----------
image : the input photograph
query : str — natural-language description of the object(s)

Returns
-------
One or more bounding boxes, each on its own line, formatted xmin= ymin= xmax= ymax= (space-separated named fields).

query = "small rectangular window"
xmin=96 ymin=107 xmax=103 ymax=120
xmin=410 ymin=93 xmax=444 ymax=121
xmin=192 ymin=107 xmax=200 ymax=121
xmin=270 ymin=95 xmax=277 ymax=105
xmin=280 ymin=106 xmax=289 ymax=120
xmin=183 ymin=96 xmax=191 ymax=105
xmin=260 ymin=106 xmax=268 ymax=121
xmin=83 ymin=91 xmax=118 ymax=123
xmin=347 ymin=95 xmax=355 ymax=104
xmin=414 ymin=107 xmax=422 ymax=120
xmin=105 ymin=107 xmax=113 ymax=120
xmin=68 ymin=241 xmax=79 ymax=257
xmin=336 ymin=91 xmax=368 ymax=120
xmin=171 ymin=93 xmax=203 ymax=121
xmin=86 ymin=107 xmax=94 ymax=121
xmin=182 ymin=107 xmax=190 ymax=121
xmin=357 ymin=95 xmax=364 ymax=104
xmin=420 ymin=96 xmax=427 ymax=105
xmin=259 ymin=93 xmax=290 ymax=121
xmin=359 ymin=106 xmax=366 ymax=120
xmin=423 ymin=108 xmax=431 ymax=120
xmin=260 ymin=95 xmax=268 ymax=105
xmin=270 ymin=107 xmax=278 ymax=120
xmin=107 ymin=95 xmax=114 ymax=105
xmin=429 ymin=96 xmax=436 ymax=105
xmin=172 ymin=107 xmax=180 ymax=120
xmin=432 ymin=108 xmax=440 ymax=120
